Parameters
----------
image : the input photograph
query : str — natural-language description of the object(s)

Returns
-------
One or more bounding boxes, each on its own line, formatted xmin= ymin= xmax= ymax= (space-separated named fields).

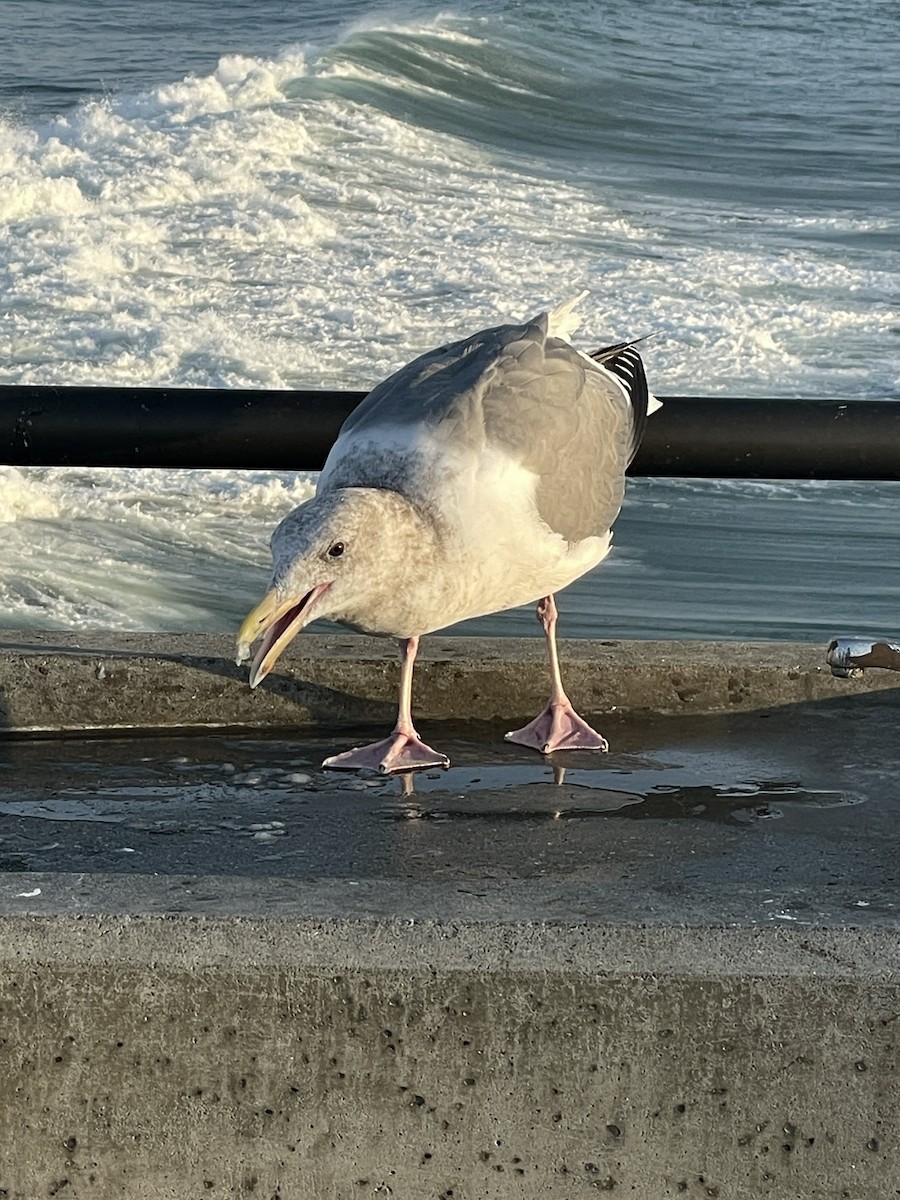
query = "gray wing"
xmin=324 ymin=314 xmax=649 ymax=543
xmin=482 ymin=324 xmax=645 ymax=541
xmin=334 ymin=320 xmax=529 ymax=446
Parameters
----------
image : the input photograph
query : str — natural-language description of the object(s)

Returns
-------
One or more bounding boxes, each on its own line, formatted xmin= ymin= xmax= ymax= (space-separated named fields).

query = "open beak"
xmin=236 ymin=580 xmax=333 ymax=688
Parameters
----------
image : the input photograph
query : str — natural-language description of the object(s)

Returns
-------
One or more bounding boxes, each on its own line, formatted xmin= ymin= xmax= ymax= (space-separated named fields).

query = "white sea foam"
xmin=3 ymin=28 xmax=894 ymax=395
xmin=0 ymin=468 xmax=61 ymax=522
xmin=0 ymin=467 xmax=315 ymax=630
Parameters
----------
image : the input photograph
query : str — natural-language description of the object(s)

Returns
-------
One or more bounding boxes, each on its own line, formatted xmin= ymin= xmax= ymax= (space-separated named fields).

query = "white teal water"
xmin=1 ymin=0 xmax=898 ymax=640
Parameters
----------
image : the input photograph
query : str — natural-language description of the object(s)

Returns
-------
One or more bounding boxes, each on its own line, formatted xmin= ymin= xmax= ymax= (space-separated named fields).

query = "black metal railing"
xmin=2 ymin=386 xmax=899 ymax=479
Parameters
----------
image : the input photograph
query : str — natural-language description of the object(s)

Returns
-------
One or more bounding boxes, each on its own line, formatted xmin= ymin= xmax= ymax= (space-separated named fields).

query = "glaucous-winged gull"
xmin=237 ymin=293 xmax=659 ymax=773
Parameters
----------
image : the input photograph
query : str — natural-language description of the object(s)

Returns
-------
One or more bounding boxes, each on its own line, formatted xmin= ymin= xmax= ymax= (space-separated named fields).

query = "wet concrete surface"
xmin=2 ymin=691 xmax=897 ymax=927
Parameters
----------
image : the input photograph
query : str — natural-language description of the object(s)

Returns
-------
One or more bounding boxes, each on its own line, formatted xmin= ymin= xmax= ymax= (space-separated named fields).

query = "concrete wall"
xmin=1 ymin=917 xmax=898 ymax=1200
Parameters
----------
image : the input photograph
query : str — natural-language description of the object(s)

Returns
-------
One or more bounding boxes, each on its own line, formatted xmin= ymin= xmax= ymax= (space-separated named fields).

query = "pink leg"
xmin=504 ymin=595 xmax=608 ymax=755
xmin=323 ymin=637 xmax=450 ymax=773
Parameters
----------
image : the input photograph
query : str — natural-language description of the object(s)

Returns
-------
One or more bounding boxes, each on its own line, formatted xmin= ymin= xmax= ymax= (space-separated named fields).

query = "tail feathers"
xmin=589 ymin=331 xmax=656 ymax=366
xmin=588 ymin=338 xmax=661 ymax=465
xmin=546 ymin=291 xmax=589 ymax=342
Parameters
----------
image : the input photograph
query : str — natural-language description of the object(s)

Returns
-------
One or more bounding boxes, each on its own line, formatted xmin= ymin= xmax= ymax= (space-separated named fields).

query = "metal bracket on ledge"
xmin=826 ymin=637 xmax=900 ymax=679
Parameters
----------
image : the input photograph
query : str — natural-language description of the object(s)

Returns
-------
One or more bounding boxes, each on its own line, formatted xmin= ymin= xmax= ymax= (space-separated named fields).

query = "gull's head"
xmin=236 ymin=487 xmax=426 ymax=687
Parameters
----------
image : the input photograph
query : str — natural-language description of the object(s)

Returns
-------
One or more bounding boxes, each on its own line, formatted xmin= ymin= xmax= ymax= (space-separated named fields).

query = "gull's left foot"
xmin=505 ymin=701 xmax=609 ymax=755
xmin=323 ymin=729 xmax=450 ymax=774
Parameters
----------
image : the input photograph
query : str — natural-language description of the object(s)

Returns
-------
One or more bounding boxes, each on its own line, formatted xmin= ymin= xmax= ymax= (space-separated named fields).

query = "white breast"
xmin=424 ymin=437 xmax=613 ymax=624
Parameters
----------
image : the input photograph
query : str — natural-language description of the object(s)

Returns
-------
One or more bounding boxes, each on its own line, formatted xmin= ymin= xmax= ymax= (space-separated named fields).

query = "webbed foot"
xmin=505 ymin=701 xmax=609 ymax=755
xmin=323 ymin=729 xmax=450 ymax=774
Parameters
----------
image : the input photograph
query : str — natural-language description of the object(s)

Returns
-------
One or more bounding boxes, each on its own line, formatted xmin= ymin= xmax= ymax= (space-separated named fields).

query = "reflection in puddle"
xmin=379 ymin=763 xmax=860 ymax=826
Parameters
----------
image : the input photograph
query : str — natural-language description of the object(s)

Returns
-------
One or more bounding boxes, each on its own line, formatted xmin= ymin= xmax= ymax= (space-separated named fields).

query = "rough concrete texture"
xmin=0 ymin=630 xmax=897 ymax=732
xmin=1 ymin=916 xmax=898 ymax=1200
xmin=0 ymin=632 xmax=898 ymax=1198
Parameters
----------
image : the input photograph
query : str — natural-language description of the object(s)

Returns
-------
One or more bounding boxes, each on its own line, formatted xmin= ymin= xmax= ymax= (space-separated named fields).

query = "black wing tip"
xmin=589 ymin=342 xmax=653 ymax=465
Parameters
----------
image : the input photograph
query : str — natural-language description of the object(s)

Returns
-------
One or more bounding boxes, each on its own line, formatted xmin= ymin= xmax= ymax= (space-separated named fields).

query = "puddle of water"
xmin=0 ymin=797 xmax=130 ymax=823
xmin=0 ymin=734 xmax=863 ymax=834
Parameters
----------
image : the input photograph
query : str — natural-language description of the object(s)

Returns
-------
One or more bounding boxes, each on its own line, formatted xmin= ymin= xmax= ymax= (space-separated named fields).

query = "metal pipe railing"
xmin=2 ymin=386 xmax=899 ymax=479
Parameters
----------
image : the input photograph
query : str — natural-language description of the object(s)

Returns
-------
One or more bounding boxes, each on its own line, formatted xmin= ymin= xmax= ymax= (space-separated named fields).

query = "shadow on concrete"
xmin=0 ymin=636 xmax=399 ymax=730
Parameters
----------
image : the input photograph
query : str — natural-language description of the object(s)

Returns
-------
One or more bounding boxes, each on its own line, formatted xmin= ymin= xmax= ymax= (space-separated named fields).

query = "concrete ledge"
xmin=4 ymin=901 xmax=900 ymax=977
xmin=1 ymin=910 xmax=897 ymax=1199
xmin=1 ymin=631 xmax=897 ymax=732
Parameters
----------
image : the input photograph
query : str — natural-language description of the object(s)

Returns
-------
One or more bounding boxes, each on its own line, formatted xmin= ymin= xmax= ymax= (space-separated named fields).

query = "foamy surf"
xmin=0 ymin=467 xmax=316 ymax=631
xmin=2 ymin=18 xmax=895 ymax=396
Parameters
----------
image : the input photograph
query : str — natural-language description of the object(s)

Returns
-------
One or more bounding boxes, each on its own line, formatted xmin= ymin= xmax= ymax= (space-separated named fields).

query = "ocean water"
xmin=0 ymin=0 xmax=898 ymax=642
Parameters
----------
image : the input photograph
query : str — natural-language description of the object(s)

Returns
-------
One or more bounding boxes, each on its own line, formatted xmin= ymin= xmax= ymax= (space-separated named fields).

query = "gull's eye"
xmin=327 ymin=541 xmax=345 ymax=559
